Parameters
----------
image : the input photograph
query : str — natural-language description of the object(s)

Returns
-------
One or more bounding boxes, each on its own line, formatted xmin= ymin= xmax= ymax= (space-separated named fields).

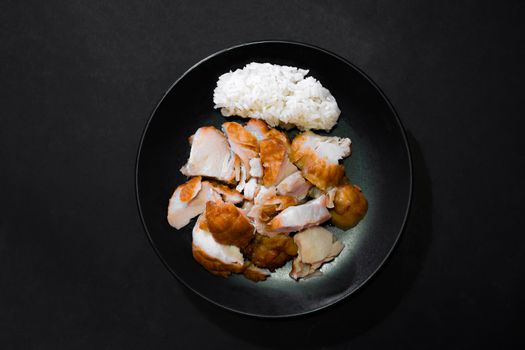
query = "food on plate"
xmin=167 ymin=62 xmax=367 ymax=282
xmin=247 ymin=190 xmax=298 ymax=236
xmin=167 ymin=176 xmax=205 ymax=229
xmin=206 ymin=181 xmax=244 ymax=204
xmin=290 ymin=226 xmax=344 ymax=280
xmin=259 ymin=138 xmax=297 ymax=187
xmin=222 ymin=122 xmax=259 ymax=176
xmin=205 ymin=200 xmax=254 ymax=248
xmin=192 ymin=214 xmax=244 ymax=277
xmin=180 ymin=126 xmax=240 ymax=184
xmin=277 ymin=171 xmax=312 ymax=200
xmin=242 ymin=264 xmax=271 ymax=282
xmin=243 ymin=233 xmax=298 ymax=271
xmin=291 ymin=131 xmax=351 ymax=190
xmin=245 ymin=119 xmax=291 ymax=150
xmin=267 ymin=195 xmax=331 ymax=233
xmin=213 ymin=62 xmax=341 ymax=131
xmin=167 ymin=178 xmax=242 ymax=229
xmin=329 ymin=181 xmax=368 ymax=229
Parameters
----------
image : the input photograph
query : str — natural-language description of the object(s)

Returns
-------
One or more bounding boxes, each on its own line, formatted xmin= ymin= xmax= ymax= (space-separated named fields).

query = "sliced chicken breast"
xmin=290 ymin=131 xmax=351 ymax=190
xmin=167 ymin=179 xmax=242 ymax=229
xmin=235 ymin=163 xmax=248 ymax=192
xmin=244 ymin=119 xmax=268 ymax=141
xmin=247 ymin=186 xmax=298 ymax=236
xmin=249 ymin=158 xmax=263 ymax=178
xmin=259 ymin=138 xmax=298 ymax=187
xmin=267 ymin=195 xmax=331 ymax=233
xmin=245 ymin=119 xmax=291 ymax=149
xmin=180 ymin=126 xmax=240 ymax=184
xmin=207 ymin=181 xmax=244 ymax=204
xmin=167 ymin=177 xmax=221 ymax=229
xmin=243 ymin=177 xmax=260 ymax=201
xmin=192 ymin=214 xmax=244 ymax=277
xmin=276 ymin=171 xmax=312 ymax=200
xmin=290 ymin=226 xmax=344 ymax=280
xmin=222 ymin=122 xmax=259 ymax=175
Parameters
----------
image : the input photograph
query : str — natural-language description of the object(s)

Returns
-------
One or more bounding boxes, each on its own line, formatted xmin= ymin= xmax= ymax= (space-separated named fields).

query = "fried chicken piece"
xmin=180 ymin=126 xmax=240 ymax=184
xmin=243 ymin=177 xmax=260 ymax=201
xmin=330 ymin=182 xmax=368 ymax=229
xmin=207 ymin=181 xmax=244 ymax=204
xmin=290 ymin=226 xmax=344 ymax=280
xmin=242 ymin=263 xmax=271 ymax=282
xmin=205 ymin=200 xmax=254 ymax=248
xmin=243 ymin=233 xmax=298 ymax=271
xmin=259 ymin=138 xmax=297 ymax=187
xmin=276 ymin=171 xmax=311 ymax=200
xmin=308 ymin=186 xmax=337 ymax=208
xmin=249 ymin=158 xmax=263 ymax=177
xmin=247 ymin=187 xmax=298 ymax=236
xmin=267 ymin=195 xmax=331 ymax=234
xmin=245 ymin=119 xmax=291 ymax=150
xmin=167 ymin=177 xmax=222 ymax=229
xmin=290 ymin=131 xmax=351 ymax=190
xmin=167 ymin=178 xmax=243 ymax=229
xmin=222 ymin=122 xmax=259 ymax=175
xmin=192 ymin=214 xmax=244 ymax=277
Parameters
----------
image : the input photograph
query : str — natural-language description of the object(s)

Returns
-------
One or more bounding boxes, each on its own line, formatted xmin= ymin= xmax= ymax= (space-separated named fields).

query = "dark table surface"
xmin=1 ymin=1 xmax=524 ymax=348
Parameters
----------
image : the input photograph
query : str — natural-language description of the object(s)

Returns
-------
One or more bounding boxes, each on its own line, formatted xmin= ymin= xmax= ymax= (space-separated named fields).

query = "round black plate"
xmin=136 ymin=41 xmax=412 ymax=317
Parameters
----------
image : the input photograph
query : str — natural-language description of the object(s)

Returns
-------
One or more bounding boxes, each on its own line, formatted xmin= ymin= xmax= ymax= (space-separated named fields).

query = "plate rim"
xmin=135 ymin=40 xmax=413 ymax=318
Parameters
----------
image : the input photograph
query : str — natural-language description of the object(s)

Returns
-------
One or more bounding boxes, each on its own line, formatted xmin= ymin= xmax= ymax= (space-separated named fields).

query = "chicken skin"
xmin=167 ymin=178 xmax=242 ymax=230
xmin=330 ymin=182 xmax=368 ymax=229
xmin=243 ymin=233 xmax=298 ymax=271
xmin=259 ymin=138 xmax=297 ymax=187
xmin=167 ymin=177 xmax=220 ymax=229
xmin=192 ymin=214 xmax=244 ymax=277
xmin=245 ymin=119 xmax=291 ymax=149
xmin=205 ymin=200 xmax=255 ymax=248
xmin=290 ymin=131 xmax=351 ymax=190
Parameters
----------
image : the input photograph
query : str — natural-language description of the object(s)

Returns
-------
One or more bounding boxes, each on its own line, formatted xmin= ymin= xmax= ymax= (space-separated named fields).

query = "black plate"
xmin=136 ymin=41 xmax=412 ymax=317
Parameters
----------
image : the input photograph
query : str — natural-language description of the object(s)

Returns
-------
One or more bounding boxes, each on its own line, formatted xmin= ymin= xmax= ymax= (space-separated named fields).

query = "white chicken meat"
xmin=180 ymin=126 xmax=240 ymax=184
xmin=267 ymin=195 xmax=331 ymax=233
xmin=290 ymin=226 xmax=344 ymax=280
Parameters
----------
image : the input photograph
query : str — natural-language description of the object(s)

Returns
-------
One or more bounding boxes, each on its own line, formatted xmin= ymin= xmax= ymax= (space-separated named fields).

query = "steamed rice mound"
xmin=213 ymin=62 xmax=341 ymax=131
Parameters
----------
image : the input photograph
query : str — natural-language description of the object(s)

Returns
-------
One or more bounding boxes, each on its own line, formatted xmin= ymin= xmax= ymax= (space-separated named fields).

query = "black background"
xmin=1 ymin=0 xmax=524 ymax=348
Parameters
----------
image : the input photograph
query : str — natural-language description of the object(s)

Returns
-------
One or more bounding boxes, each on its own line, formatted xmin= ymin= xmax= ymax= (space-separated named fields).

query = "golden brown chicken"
xmin=167 ymin=178 xmax=243 ymax=230
xmin=247 ymin=187 xmax=298 ymax=235
xmin=192 ymin=214 xmax=244 ymax=277
xmin=222 ymin=122 xmax=259 ymax=175
xmin=245 ymin=119 xmax=291 ymax=150
xmin=242 ymin=263 xmax=270 ymax=282
xmin=243 ymin=233 xmax=298 ymax=271
xmin=330 ymin=182 xmax=368 ymax=229
xmin=290 ymin=131 xmax=351 ymax=190
xmin=205 ymin=200 xmax=255 ymax=248
xmin=259 ymin=138 xmax=297 ymax=187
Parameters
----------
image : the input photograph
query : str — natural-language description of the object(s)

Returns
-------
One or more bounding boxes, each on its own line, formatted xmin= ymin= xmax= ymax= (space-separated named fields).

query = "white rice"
xmin=213 ymin=62 xmax=341 ymax=131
